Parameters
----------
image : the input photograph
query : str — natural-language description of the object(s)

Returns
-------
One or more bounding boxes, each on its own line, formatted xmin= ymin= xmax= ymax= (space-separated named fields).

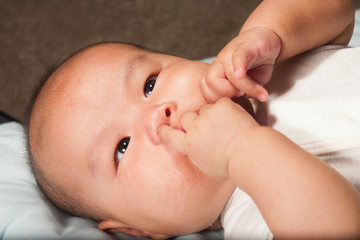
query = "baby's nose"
xmin=147 ymin=102 xmax=176 ymax=145
xmin=165 ymin=107 xmax=171 ymax=117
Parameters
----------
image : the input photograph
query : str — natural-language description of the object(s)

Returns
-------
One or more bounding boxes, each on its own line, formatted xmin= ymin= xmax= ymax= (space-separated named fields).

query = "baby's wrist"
xmin=225 ymin=126 xmax=260 ymax=165
xmin=239 ymin=25 xmax=282 ymax=61
xmin=225 ymin=126 xmax=273 ymax=182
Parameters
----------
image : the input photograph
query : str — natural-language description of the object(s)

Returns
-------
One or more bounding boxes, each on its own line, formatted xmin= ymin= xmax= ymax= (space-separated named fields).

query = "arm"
xmin=201 ymin=0 xmax=355 ymax=103
xmin=242 ymin=0 xmax=355 ymax=61
xmin=159 ymin=98 xmax=360 ymax=238
xmin=230 ymin=126 xmax=360 ymax=238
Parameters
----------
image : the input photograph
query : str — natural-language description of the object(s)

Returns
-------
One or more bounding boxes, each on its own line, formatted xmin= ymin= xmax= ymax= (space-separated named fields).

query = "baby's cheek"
xmin=171 ymin=151 xmax=205 ymax=184
xmin=157 ymin=153 xmax=207 ymax=216
xmin=143 ymin=148 xmax=201 ymax=202
xmin=142 ymin=149 xmax=199 ymax=190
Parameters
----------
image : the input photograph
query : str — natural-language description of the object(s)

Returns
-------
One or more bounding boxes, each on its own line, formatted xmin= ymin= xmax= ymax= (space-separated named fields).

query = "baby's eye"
xmin=144 ymin=75 xmax=157 ymax=98
xmin=115 ymin=137 xmax=130 ymax=166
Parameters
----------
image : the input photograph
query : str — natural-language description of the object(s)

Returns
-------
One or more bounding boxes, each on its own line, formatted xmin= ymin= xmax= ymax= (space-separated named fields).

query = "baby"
xmin=26 ymin=0 xmax=357 ymax=239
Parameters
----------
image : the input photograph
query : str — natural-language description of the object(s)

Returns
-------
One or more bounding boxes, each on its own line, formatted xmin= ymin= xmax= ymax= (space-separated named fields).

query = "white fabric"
xmin=264 ymin=45 xmax=360 ymax=189
xmin=221 ymin=189 xmax=273 ymax=239
xmin=0 ymin=122 xmax=115 ymax=239
xmin=221 ymin=46 xmax=360 ymax=239
xmin=349 ymin=8 xmax=360 ymax=47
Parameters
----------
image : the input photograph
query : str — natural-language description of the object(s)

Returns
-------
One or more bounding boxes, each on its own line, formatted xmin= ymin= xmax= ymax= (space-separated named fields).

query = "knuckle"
xmin=205 ymin=65 xmax=213 ymax=79
xmin=218 ymin=97 xmax=230 ymax=105
xmin=249 ymin=84 xmax=263 ymax=96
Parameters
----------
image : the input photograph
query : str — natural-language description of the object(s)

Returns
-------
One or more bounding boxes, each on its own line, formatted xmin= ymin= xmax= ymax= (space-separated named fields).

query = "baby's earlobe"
xmin=98 ymin=219 xmax=126 ymax=231
xmin=98 ymin=220 xmax=170 ymax=239
xmin=98 ymin=220 xmax=144 ymax=237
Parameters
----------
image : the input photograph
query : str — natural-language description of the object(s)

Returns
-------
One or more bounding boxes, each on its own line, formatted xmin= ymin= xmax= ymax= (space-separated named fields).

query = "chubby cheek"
xmin=159 ymin=62 xmax=209 ymax=108
xmin=121 ymin=143 xmax=206 ymax=216
xmin=111 ymin=136 xmax=229 ymax=234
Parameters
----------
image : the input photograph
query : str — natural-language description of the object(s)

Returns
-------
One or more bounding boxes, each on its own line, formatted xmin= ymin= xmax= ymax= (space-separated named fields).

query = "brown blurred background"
xmin=1 ymin=0 xmax=359 ymax=122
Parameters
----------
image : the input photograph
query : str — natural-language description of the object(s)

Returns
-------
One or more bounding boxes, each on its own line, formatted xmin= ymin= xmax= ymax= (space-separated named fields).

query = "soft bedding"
xmin=1 ymin=9 xmax=360 ymax=240
xmin=349 ymin=8 xmax=360 ymax=47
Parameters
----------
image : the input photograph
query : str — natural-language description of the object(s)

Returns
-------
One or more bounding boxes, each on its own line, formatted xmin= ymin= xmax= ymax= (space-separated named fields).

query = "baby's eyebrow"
xmin=87 ymin=124 xmax=111 ymax=177
xmin=123 ymin=54 xmax=148 ymax=83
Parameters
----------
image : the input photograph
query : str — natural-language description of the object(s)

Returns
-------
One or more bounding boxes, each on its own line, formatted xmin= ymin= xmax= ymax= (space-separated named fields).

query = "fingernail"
xmin=236 ymin=90 xmax=244 ymax=97
xmin=258 ymin=94 xmax=268 ymax=102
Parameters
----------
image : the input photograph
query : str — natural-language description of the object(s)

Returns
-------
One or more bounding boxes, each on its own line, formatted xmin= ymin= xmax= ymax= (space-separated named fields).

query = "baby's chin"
xmin=231 ymin=96 xmax=255 ymax=118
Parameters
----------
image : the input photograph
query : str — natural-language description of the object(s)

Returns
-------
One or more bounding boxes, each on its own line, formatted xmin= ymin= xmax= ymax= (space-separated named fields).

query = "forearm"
xmin=241 ymin=0 xmax=355 ymax=62
xmin=228 ymin=126 xmax=360 ymax=238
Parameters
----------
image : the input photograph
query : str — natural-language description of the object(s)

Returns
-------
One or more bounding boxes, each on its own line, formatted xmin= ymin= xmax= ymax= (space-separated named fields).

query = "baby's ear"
xmin=98 ymin=220 xmax=170 ymax=239
xmin=98 ymin=220 xmax=141 ymax=236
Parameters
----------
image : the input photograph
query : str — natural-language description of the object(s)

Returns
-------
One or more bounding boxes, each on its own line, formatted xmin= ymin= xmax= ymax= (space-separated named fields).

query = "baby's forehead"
xmin=43 ymin=42 xmax=167 ymax=117
xmin=44 ymin=43 xmax=159 ymax=120
xmin=75 ymin=43 xmax=152 ymax=62
xmin=69 ymin=43 xmax=155 ymax=76
xmin=69 ymin=43 xmax=143 ymax=68
xmin=30 ymin=43 xmax=153 ymax=168
xmin=51 ymin=43 xmax=145 ymax=88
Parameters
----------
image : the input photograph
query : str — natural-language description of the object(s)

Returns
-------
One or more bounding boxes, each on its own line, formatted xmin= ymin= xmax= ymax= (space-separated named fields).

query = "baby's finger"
xmin=231 ymin=47 xmax=251 ymax=80
xmin=158 ymin=125 xmax=186 ymax=154
xmin=206 ymin=62 xmax=239 ymax=97
xmin=200 ymin=77 xmax=221 ymax=104
xmin=180 ymin=111 xmax=198 ymax=131
xmin=231 ymin=74 xmax=268 ymax=102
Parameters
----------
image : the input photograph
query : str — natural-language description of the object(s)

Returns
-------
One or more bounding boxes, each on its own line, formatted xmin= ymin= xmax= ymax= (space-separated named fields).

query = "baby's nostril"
xmin=165 ymin=108 xmax=171 ymax=117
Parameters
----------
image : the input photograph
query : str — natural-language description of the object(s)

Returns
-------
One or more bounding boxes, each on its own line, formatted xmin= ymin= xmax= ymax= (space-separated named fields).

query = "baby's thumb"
xmin=158 ymin=125 xmax=187 ymax=154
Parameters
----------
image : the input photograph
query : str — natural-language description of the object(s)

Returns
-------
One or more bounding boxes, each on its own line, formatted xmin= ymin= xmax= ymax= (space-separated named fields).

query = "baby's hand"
xmin=159 ymin=98 xmax=259 ymax=177
xmin=202 ymin=26 xmax=281 ymax=103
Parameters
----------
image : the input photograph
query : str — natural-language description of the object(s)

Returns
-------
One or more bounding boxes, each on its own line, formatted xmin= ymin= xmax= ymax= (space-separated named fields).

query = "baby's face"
xmin=31 ymin=43 xmax=235 ymax=236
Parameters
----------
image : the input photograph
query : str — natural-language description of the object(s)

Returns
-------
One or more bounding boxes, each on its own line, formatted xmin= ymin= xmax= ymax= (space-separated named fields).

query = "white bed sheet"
xmin=349 ymin=8 xmax=360 ymax=47
xmin=0 ymin=122 xmax=112 ymax=239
